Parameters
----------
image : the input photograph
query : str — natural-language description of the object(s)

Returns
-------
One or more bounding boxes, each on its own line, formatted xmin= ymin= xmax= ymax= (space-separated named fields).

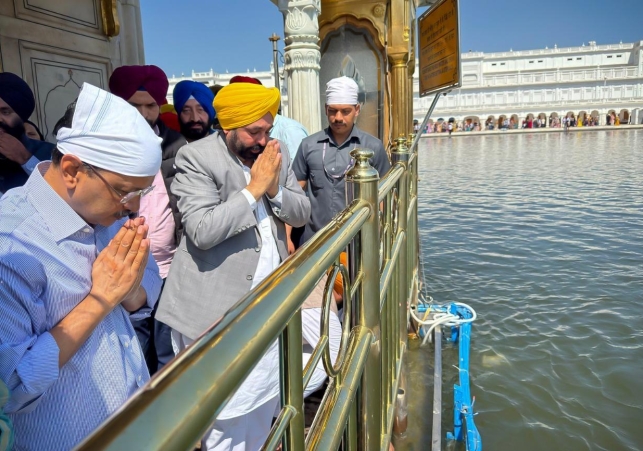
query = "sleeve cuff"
xmin=241 ymin=188 xmax=258 ymax=211
xmin=140 ymin=255 xmax=163 ymax=311
xmin=267 ymin=186 xmax=283 ymax=209
xmin=21 ymin=156 xmax=39 ymax=175
xmin=9 ymin=332 xmax=60 ymax=413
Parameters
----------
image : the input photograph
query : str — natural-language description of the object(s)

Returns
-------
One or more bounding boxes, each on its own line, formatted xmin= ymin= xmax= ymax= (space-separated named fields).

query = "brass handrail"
xmin=74 ymin=139 xmax=420 ymax=451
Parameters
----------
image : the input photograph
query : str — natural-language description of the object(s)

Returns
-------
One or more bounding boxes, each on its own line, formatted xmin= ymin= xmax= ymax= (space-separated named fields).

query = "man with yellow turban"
xmin=157 ymin=82 xmax=310 ymax=451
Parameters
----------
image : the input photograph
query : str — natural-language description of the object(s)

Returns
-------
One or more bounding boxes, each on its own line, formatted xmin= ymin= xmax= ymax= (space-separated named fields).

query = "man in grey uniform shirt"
xmin=292 ymin=76 xmax=390 ymax=245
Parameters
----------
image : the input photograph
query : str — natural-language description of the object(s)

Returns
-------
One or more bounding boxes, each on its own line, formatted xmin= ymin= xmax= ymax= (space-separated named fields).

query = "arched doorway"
xmin=565 ymin=111 xmax=576 ymax=126
xmin=590 ymin=110 xmax=600 ymax=126
xmin=486 ymin=115 xmax=496 ymax=130
xmin=436 ymin=118 xmax=445 ymax=132
xmin=498 ymin=115 xmax=508 ymax=129
xmin=549 ymin=112 xmax=560 ymax=128
xmin=510 ymin=114 xmax=519 ymax=129
xmin=619 ymin=109 xmax=630 ymax=124
xmin=525 ymin=113 xmax=535 ymax=129
xmin=538 ymin=113 xmax=547 ymax=128
xmin=578 ymin=111 xmax=587 ymax=126
xmin=607 ymin=109 xmax=616 ymax=125
xmin=463 ymin=116 xmax=480 ymax=131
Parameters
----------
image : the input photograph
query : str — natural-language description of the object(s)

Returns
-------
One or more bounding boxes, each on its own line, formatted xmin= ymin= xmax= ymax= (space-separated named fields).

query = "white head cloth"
xmin=56 ymin=83 xmax=162 ymax=177
xmin=326 ymin=76 xmax=359 ymax=105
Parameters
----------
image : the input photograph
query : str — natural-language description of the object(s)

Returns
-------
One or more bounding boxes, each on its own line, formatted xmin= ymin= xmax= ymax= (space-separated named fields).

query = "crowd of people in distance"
xmin=413 ymin=109 xmax=631 ymax=135
xmin=0 ymin=67 xmax=390 ymax=451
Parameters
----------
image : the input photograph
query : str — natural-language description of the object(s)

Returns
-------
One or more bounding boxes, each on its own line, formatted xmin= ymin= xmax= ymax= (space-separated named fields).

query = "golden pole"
xmin=346 ymin=148 xmax=382 ymax=451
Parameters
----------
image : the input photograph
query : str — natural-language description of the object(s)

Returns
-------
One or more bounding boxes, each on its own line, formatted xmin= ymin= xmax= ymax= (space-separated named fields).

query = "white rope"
xmin=409 ymin=302 xmax=477 ymax=346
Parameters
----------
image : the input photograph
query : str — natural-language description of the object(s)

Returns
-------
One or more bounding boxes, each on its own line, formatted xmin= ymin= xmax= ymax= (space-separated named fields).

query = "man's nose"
xmin=124 ymin=196 xmax=141 ymax=212
xmin=256 ymin=133 xmax=269 ymax=147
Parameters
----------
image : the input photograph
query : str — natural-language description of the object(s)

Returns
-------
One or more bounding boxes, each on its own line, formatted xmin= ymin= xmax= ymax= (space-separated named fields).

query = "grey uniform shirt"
xmin=292 ymin=126 xmax=391 ymax=244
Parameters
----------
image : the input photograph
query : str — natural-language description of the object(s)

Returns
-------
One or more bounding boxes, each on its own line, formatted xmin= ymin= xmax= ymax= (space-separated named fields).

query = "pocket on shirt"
xmin=310 ymin=168 xmax=325 ymax=192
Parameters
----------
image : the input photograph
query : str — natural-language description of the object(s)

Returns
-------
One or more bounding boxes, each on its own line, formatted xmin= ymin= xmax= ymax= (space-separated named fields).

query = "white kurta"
xmin=171 ymin=163 xmax=284 ymax=451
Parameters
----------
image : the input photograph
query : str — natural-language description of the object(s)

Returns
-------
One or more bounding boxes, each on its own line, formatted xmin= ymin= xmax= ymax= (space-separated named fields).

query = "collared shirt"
xmin=139 ymin=170 xmax=177 ymax=279
xmin=0 ymin=162 xmax=162 ymax=451
xmin=270 ymin=114 xmax=309 ymax=162
xmin=292 ymin=125 xmax=391 ymax=243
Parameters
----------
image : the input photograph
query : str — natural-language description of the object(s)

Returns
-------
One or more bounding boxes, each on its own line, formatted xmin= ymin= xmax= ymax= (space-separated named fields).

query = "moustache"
xmin=0 ymin=121 xmax=25 ymax=139
xmin=183 ymin=121 xmax=206 ymax=129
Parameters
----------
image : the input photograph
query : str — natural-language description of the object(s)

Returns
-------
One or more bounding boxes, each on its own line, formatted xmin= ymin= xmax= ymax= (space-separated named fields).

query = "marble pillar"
xmin=277 ymin=0 xmax=322 ymax=133
xmin=118 ymin=0 xmax=146 ymax=65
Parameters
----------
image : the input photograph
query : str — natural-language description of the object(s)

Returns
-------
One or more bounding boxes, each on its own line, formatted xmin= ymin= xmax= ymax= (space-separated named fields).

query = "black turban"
xmin=0 ymin=72 xmax=35 ymax=121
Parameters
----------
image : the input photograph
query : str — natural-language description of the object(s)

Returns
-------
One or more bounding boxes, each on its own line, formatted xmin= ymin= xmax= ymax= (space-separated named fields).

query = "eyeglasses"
xmin=84 ymin=163 xmax=155 ymax=204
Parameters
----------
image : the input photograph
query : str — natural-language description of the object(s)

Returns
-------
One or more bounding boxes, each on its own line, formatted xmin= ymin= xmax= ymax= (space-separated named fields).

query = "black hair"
xmin=25 ymin=120 xmax=45 ymax=141
xmin=53 ymin=99 xmax=77 ymax=138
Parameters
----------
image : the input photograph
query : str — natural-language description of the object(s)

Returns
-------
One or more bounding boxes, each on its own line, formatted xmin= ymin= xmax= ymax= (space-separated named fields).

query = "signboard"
xmin=418 ymin=0 xmax=461 ymax=97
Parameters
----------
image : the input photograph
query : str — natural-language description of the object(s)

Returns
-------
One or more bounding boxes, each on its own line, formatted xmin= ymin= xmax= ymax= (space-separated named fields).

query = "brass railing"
xmin=75 ymin=136 xmax=420 ymax=451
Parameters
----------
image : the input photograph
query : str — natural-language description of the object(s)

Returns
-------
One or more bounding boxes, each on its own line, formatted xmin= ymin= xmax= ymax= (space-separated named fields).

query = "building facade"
xmin=413 ymin=40 xmax=643 ymax=127
xmin=166 ymin=63 xmax=291 ymax=115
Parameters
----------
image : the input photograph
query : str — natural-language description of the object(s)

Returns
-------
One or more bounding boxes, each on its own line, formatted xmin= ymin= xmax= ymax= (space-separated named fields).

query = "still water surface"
xmin=403 ymin=130 xmax=643 ymax=451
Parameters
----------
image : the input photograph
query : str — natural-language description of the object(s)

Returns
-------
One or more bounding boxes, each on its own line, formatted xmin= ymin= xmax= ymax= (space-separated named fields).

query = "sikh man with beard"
xmin=0 ymin=72 xmax=54 ymax=194
xmin=157 ymin=82 xmax=310 ymax=451
xmin=109 ymin=64 xmax=187 ymax=375
xmin=173 ymin=80 xmax=216 ymax=142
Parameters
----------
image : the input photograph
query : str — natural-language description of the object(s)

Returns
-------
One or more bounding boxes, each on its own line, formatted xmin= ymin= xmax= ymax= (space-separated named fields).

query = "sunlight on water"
xmin=400 ymin=130 xmax=643 ymax=451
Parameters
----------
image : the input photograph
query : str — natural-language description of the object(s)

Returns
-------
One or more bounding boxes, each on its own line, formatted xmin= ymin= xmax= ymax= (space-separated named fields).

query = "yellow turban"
xmin=214 ymin=83 xmax=280 ymax=130
xmin=160 ymin=103 xmax=176 ymax=114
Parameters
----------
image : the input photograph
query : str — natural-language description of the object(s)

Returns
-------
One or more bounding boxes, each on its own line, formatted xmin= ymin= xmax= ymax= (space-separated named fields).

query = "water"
xmin=401 ymin=130 xmax=643 ymax=451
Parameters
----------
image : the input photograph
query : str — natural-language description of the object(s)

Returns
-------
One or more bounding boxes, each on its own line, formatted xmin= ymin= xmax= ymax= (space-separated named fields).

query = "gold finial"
xmin=396 ymin=135 xmax=408 ymax=153
xmin=347 ymin=148 xmax=378 ymax=181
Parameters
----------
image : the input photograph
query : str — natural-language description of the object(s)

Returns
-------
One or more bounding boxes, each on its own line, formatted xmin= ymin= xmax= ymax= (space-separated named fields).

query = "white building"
xmin=166 ymin=63 xmax=291 ymax=115
xmin=413 ymin=40 xmax=643 ymax=127
xmin=168 ymin=40 xmax=643 ymax=129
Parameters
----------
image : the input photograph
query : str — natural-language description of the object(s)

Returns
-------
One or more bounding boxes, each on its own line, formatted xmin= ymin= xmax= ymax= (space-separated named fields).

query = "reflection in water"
xmin=399 ymin=131 xmax=643 ymax=451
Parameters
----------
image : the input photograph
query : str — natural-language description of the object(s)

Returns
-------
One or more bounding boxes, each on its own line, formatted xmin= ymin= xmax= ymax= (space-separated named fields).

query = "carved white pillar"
xmin=118 ymin=0 xmax=146 ymax=65
xmin=277 ymin=0 xmax=322 ymax=133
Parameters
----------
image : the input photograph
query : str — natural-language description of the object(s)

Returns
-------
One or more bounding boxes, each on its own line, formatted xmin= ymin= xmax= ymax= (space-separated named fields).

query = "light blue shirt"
xmin=270 ymin=114 xmax=309 ymax=162
xmin=0 ymin=162 xmax=162 ymax=451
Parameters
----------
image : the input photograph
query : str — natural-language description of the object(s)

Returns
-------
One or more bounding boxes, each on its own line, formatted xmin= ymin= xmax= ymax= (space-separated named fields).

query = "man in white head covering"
xmin=0 ymin=83 xmax=163 ymax=451
xmin=292 ymin=75 xmax=390 ymax=246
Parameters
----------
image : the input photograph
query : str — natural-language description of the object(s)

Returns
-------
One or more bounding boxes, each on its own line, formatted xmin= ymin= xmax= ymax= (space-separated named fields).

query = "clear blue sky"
xmin=140 ymin=0 xmax=643 ymax=77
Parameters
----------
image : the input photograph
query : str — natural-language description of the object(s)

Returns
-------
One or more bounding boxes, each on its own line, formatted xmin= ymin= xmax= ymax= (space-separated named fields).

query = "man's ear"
xmin=59 ymin=154 xmax=85 ymax=190
xmin=355 ymin=104 xmax=361 ymax=117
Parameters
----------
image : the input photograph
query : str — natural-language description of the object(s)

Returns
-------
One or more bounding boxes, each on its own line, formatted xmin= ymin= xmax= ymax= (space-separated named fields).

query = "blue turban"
xmin=0 ymin=72 xmax=35 ymax=121
xmin=173 ymin=81 xmax=215 ymax=121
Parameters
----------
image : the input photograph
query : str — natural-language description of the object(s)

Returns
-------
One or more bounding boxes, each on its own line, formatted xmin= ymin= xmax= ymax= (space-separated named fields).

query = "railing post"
xmin=391 ymin=136 xmax=411 ymax=357
xmin=280 ymin=311 xmax=305 ymax=451
xmin=346 ymin=148 xmax=381 ymax=451
xmin=391 ymin=136 xmax=412 ymax=444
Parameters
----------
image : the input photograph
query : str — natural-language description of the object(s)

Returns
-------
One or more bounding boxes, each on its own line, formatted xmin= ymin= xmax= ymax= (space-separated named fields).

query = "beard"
xmin=226 ymin=130 xmax=266 ymax=162
xmin=179 ymin=118 xmax=211 ymax=141
xmin=0 ymin=120 xmax=26 ymax=139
